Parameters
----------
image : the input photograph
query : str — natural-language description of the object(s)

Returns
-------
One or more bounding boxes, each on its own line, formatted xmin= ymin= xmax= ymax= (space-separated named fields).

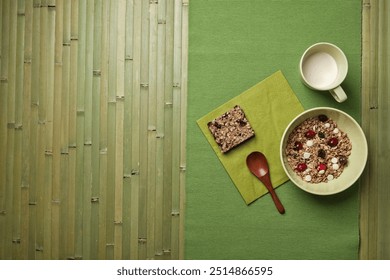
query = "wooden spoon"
xmin=246 ymin=151 xmax=285 ymax=214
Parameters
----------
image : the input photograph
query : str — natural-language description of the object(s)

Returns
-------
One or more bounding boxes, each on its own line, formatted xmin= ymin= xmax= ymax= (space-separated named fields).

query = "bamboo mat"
xmin=0 ymin=0 xmax=188 ymax=260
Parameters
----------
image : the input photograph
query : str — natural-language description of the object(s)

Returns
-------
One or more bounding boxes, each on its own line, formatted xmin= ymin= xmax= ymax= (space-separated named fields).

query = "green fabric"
xmin=197 ymin=71 xmax=304 ymax=205
xmin=186 ymin=0 xmax=362 ymax=259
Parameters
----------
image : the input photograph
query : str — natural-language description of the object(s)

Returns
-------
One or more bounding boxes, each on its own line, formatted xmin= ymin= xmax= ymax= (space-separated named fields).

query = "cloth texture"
xmin=186 ymin=0 xmax=362 ymax=259
xmin=197 ymin=71 xmax=304 ymax=204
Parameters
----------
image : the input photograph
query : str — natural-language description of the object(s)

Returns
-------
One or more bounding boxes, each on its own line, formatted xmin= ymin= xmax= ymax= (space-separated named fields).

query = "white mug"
xmin=299 ymin=42 xmax=348 ymax=103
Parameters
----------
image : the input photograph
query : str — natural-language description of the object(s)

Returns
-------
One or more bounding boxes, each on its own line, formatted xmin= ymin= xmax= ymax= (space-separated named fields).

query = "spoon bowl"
xmin=246 ymin=151 xmax=285 ymax=214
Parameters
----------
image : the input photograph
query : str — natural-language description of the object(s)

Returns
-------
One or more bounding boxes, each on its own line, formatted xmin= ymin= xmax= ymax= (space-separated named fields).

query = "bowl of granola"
xmin=280 ymin=107 xmax=367 ymax=195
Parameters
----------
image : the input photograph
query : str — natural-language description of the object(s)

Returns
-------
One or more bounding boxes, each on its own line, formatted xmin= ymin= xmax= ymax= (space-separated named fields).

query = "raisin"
xmin=318 ymin=149 xmax=326 ymax=159
xmin=318 ymin=114 xmax=329 ymax=122
xmin=238 ymin=119 xmax=247 ymax=127
xmin=339 ymin=155 xmax=348 ymax=165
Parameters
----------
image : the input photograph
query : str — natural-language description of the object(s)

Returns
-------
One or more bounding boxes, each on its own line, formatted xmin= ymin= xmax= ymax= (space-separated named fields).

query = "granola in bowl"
xmin=284 ymin=114 xmax=352 ymax=183
xmin=280 ymin=107 xmax=367 ymax=195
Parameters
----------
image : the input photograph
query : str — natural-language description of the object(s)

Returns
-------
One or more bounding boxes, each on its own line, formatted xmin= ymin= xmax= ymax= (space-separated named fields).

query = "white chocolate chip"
xmin=325 ymin=123 xmax=330 ymax=128
xmin=303 ymin=152 xmax=311 ymax=159
xmin=331 ymin=157 xmax=338 ymax=164
xmin=319 ymin=170 xmax=325 ymax=175
xmin=333 ymin=128 xmax=339 ymax=134
xmin=306 ymin=140 xmax=314 ymax=147
xmin=332 ymin=163 xmax=340 ymax=170
xmin=305 ymin=175 xmax=312 ymax=182
xmin=327 ymin=174 xmax=334 ymax=181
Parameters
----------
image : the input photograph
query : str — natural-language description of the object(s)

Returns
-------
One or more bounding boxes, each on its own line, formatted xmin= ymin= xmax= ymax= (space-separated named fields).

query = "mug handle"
xmin=329 ymin=86 xmax=347 ymax=103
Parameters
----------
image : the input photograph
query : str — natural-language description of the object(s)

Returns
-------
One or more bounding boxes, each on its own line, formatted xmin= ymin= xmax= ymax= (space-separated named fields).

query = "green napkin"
xmin=197 ymin=71 xmax=304 ymax=205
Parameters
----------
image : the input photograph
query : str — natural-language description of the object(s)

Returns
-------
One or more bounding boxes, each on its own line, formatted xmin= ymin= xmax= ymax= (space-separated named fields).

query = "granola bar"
xmin=207 ymin=105 xmax=255 ymax=153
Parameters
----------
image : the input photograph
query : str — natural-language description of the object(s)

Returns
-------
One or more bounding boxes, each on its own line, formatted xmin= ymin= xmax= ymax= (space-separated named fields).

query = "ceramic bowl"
xmin=280 ymin=107 xmax=368 ymax=195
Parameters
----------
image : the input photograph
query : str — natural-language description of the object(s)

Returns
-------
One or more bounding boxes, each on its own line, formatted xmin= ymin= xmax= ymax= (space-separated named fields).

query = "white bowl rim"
xmin=280 ymin=106 xmax=368 ymax=195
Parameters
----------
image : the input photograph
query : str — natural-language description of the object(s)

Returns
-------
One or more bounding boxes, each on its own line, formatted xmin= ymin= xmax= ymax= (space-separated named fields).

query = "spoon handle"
xmin=259 ymin=175 xmax=285 ymax=214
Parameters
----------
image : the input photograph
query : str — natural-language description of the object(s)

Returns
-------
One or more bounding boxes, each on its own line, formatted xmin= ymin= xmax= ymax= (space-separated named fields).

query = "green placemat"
xmin=186 ymin=0 xmax=361 ymax=259
xmin=197 ymin=71 xmax=304 ymax=205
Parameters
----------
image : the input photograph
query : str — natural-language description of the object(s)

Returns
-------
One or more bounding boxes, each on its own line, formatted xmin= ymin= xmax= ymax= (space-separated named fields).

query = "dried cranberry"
xmin=293 ymin=141 xmax=303 ymax=151
xmin=328 ymin=137 xmax=339 ymax=147
xmin=318 ymin=114 xmax=329 ymax=122
xmin=317 ymin=163 xmax=327 ymax=171
xmin=296 ymin=163 xmax=307 ymax=172
xmin=305 ymin=130 xmax=316 ymax=139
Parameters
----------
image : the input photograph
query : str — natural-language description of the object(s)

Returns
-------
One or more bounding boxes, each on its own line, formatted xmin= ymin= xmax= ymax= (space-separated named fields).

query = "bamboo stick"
xmin=4 ymin=0 xmax=17 ymax=260
xmin=130 ymin=0 xmax=141 ymax=260
xmin=105 ymin=0 xmax=118 ymax=260
xmin=51 ymin=0 xmax=64 ymax=260
xmin=34 ymin=0 xmax=49 ymax=260
xmin=12 ymin=0 xmax=27 ymax=259
xmin=43 ymin=1 xmax=56 ymax=260
xmin=8 ymin=0 xmax=20 ymax=260
xmin=82 ymin=0 xmax=94 ymax=260
xmin=74 ymin=104 xmax=85 ymax=261
xmin=42 ymin=1 xmax=56 ymax=260
xmin=121 ymin=0 xmax=134 ymax=259
xmin=170 ymin=0 xmax=183 ymax=260
xmin=47 ymin=2 xmax=57 ymax=260
xmin=106 ymin=101 xmax=116 ymax=259
xmin=34 ymin=53 xmax=43 ymax=254
xmin=0 ymin=0 xmax=10 ymax=260
xmin=28 ymin=0 xmax=41 ymax=259
xmin=365 ymin=0 xmax=380 ymax=260
xmin=0 ymin=0 xmax=2 ymax=55
xmin=178 ymin=0 xmax=189 ymax=260
xmin=59 ymin=0 xmax=71 ymax=260
xmin=114 ymin=99 xmax=124 ymax=260
xmin=20 ymin=0 xmax=33 ymax=260
xmin=154 ymin=0 xmax=167 ymax=258
xmin=0 ymin=0 xmax=2 ymax=58
xmin=67 ymin=0 xmax=80 ymax=259
xmin=98 ymin=0 xmax=109 ymax=260
xmin=116 ymin=0 xmax=126 ymax=100
xmin=90 ymin=0 xmax=102 ymax=260
xmin=82 ymin=114 xmax=92 ymax=260
xmin=162 ymin=0 xmax=174 ymax=257
xmin=138 ymin=0 xmax=150 ymax=260
xmin=75 ymin=0 xmax=86 ymax=259
xmin=367 ymin=0 xmax=379 ymax=260
xmin=359 ymin=0 xmax=370 ymax=260
xmin=376 ymin=0 xmax=390 ymax=260
xmin=0 ymin=5 xmax=6 ymax=257
xmin=114 ymin=0 xmax=126 ymax=260
xmin=146 ymin=0 xmax=158 ymax=259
